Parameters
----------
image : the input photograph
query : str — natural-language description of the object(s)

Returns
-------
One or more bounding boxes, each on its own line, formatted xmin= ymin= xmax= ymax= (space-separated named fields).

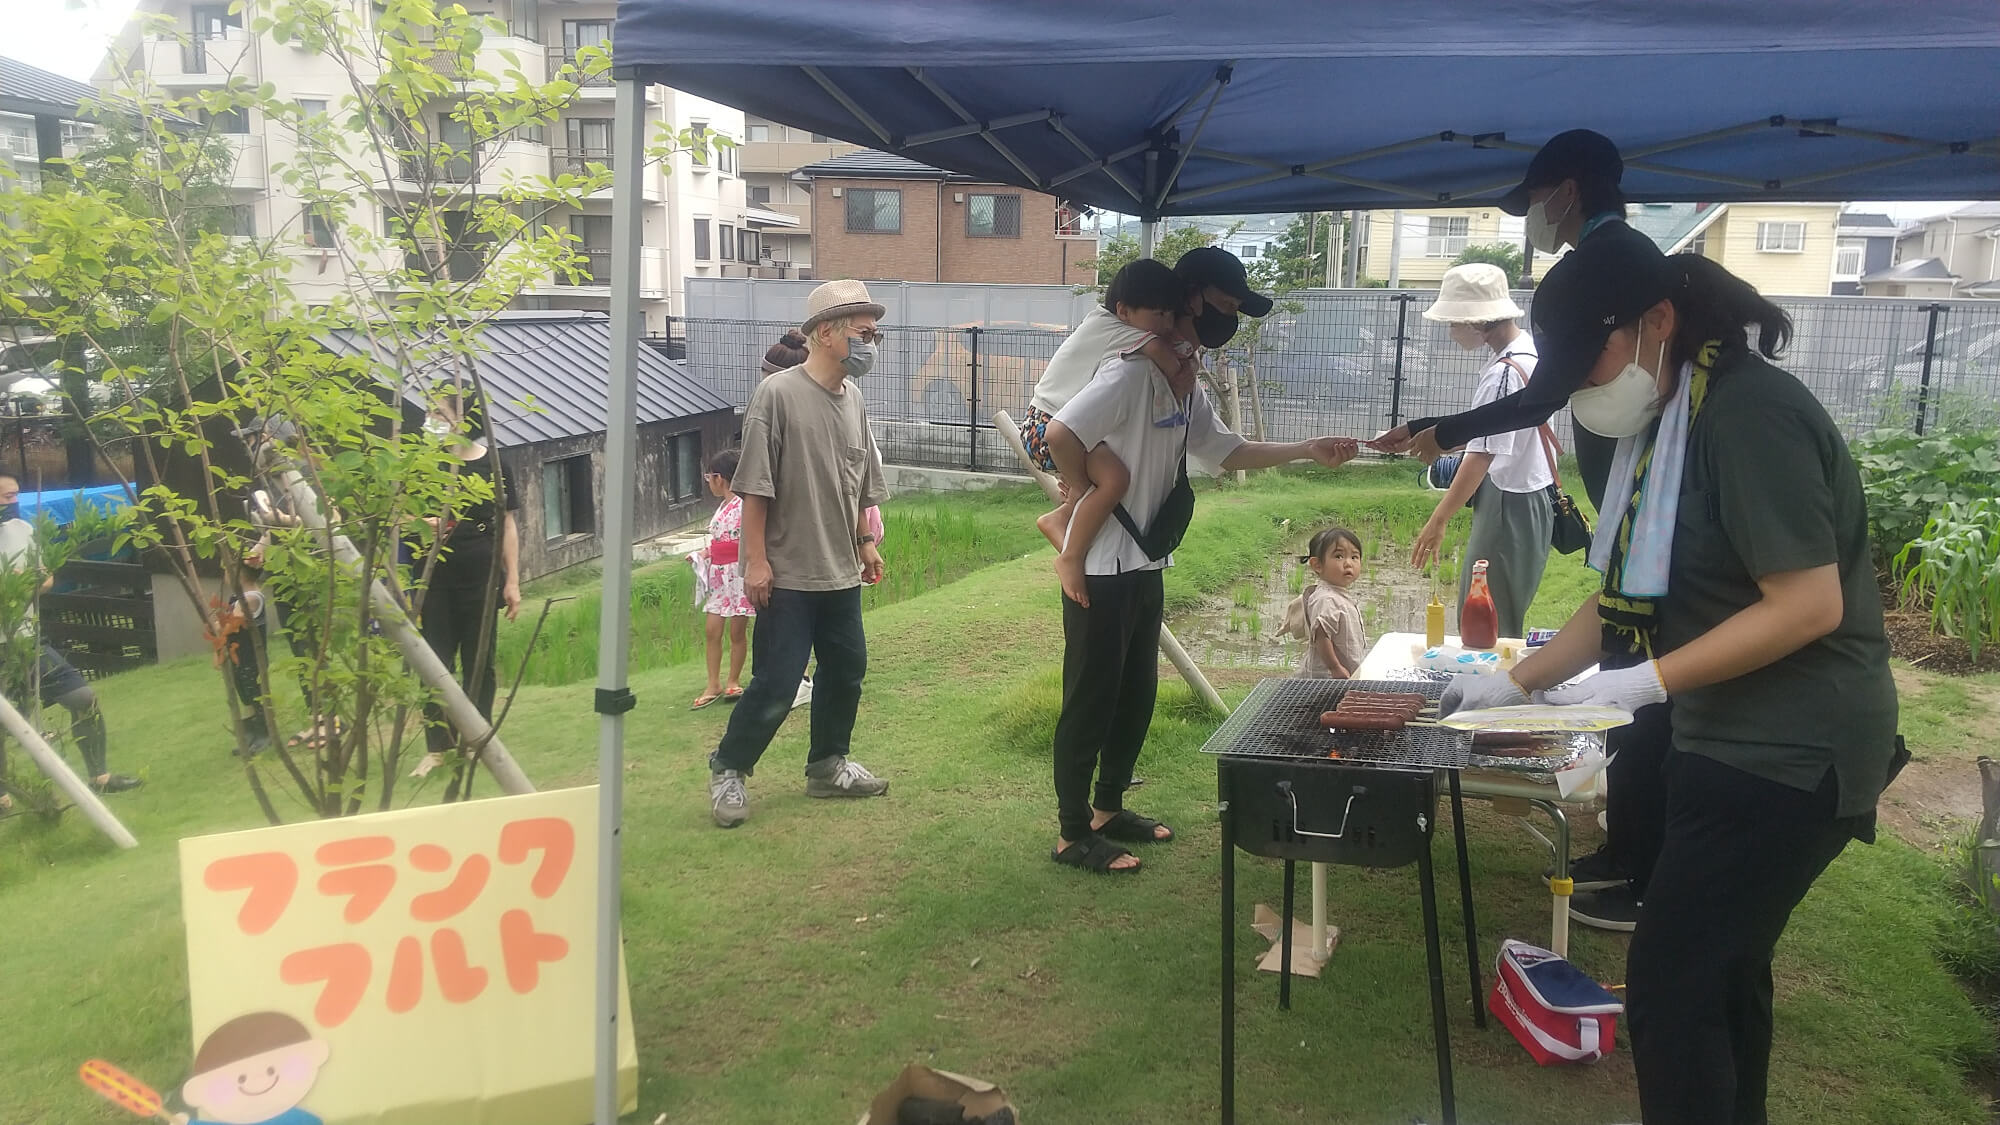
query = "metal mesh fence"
xmin=686 ymin=294 xmax=2000 ymax=473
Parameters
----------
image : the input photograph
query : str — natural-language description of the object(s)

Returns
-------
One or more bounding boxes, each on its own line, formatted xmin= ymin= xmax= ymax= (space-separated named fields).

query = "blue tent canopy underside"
xmin=612 ymin=1 xmax=2000 ymax=215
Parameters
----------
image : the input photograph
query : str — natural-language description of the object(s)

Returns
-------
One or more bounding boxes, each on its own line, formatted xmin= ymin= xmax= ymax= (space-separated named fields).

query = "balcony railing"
xmin=398 ymin=149 xmax=478 ymax=185
xmin=1055 ymin=206 xmax=1094 ymax=238
xmin=547 ymin=48 xmax=613 ymax=87
xmin=551 ymin=148 xmax=613 ymax=178
xmin=553 ymin=246 xmax=668 ymax=296
xmin=563 ymin=246 xmax=614 ymax=286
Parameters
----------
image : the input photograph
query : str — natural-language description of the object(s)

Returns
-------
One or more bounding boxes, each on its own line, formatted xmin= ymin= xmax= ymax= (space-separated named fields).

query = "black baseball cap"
xmin=1520 ymin=222 xmax=1681 ymax=410
xmin=1497 ymin=129 xmax=1623 ymax=217
xmin=1174 ymin=246 xmax=1274 ymax=318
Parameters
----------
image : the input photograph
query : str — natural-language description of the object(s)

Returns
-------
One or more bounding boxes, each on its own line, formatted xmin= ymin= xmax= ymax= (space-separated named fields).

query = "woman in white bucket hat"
xmin=1409 ymin=263 xmax=1554 ymax=640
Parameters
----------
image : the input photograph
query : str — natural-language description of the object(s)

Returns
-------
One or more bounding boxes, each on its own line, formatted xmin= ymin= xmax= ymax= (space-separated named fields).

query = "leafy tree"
xmin=1453 ymin=242 xmax=1526 ymax=286
xmin=0 ymin=0 xmax=715 ymax=821
xmin=1077 ymin=223 xmax=1218 ymax=288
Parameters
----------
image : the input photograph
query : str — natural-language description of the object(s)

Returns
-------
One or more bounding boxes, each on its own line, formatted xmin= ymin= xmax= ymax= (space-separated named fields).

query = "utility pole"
xmin=1344 ymin=210 xmax=1363 ymax=286
xmin=1387 ymin=210 xmax=1404 ymax=288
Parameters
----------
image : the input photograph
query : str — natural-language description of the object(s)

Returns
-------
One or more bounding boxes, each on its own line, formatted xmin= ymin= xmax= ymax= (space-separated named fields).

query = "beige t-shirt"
xmin=1280 ymin=582 xmax=1367 ymax=678
xmin=731 ymin=366 xmax=889 ymax=592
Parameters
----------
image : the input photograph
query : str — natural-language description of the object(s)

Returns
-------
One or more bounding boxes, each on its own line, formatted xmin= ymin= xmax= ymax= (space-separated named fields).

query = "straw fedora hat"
xmin=1423 ymin=263 xmax=1524 ymax=324
xmin=800 ymin=279 xmax=886 ymax=336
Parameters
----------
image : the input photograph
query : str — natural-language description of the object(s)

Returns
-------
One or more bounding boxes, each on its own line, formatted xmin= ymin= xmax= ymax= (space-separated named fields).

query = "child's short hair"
xmin=1103 ymin=258 xmax=1190 ymax=317
xmin=1306 ymin=526 xmax=1363 ymax=560
xmin=706 ymin=447 xmax=741 ymax=481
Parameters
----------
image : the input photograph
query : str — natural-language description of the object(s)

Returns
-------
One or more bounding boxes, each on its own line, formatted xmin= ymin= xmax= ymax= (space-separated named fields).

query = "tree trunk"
xmin=1224 ymin=362 xmax=1247 ymax=483
xmin=60 ymin=338 xmax=94 ymax=487
xmin=1244 ymin=353 xmax=1268 ymax=441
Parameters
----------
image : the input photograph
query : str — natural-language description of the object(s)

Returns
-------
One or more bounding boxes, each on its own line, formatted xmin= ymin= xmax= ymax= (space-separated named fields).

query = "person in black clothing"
xmin=409 ymin=401 xmax=521 ymax=779
xmin=1440 ymin=231 xmax=1901 ymax=1125
xmin=1372 ymin=129 xmax=1667 ymax=930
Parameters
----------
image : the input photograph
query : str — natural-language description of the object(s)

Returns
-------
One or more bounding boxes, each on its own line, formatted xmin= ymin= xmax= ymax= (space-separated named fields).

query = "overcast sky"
xmin=9 ymin=0 xmax=1978 ymax=225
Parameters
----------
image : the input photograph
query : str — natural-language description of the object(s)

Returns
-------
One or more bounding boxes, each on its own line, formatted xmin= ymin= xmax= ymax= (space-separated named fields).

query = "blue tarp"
xmin=612 ymin=0 xmax=2000 ymax=217
xmin=21 ymin=484 xmax=130 ymax=526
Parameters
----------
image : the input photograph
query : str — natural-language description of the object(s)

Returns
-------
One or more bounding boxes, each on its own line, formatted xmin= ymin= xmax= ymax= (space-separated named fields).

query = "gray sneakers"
xmin=804 ymin=756 xmax=889 ymax=798
xmin=709 ymin=769 xmax=749 ymax=828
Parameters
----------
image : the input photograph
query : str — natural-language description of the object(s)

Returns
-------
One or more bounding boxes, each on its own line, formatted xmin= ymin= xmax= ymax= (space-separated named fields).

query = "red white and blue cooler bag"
xmin=1487 ymin=939 xmax=1623 ymax=1065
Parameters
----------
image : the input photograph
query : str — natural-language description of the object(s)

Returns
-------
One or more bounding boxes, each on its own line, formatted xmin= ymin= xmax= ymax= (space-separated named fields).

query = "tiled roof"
xmin=797 ymin=148 xmax=969 ymax=180
xmin=0 ymin=55 xmax=100 ymax=119
xmin=1861 ymin=257 xmax=1958 ymax=283
xmin=320 ymin=312 xmax=734 ymax=446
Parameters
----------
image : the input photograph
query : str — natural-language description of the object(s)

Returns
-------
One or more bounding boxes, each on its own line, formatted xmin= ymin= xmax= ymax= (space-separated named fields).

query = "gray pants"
xmin=1459 ymin=479 xmax=1554 ymax=640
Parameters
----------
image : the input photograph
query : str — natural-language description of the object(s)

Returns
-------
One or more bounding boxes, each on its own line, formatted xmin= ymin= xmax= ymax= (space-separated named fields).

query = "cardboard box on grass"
xmin=858 ymin=1064 xmax=1017 ymax=1124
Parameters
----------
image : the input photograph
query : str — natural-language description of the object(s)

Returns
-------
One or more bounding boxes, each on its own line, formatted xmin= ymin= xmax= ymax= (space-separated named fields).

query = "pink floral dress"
xmin=698 ymin=495 xmax=755 ymax=618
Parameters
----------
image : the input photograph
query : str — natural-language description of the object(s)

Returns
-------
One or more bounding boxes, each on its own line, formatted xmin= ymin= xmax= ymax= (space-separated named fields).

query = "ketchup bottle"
xmin=1461 ymin=559 xmax=1499 ymax=651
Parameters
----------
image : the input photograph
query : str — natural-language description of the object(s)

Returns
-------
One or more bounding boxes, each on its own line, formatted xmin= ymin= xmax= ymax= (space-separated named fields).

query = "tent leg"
xmin=993 ymin=410 xmax=1227 ymax=715
xmin=1141 ymin=219 xmax=1158 ymax=258
xmin=591 ymin=74 xmax=648 ymax=1125
xmin=0 ymin=688 xmax=136 ymax=848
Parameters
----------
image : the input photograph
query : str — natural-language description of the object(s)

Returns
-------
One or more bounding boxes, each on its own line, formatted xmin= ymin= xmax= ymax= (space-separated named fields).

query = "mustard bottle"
xmin=1425 ymin=595 xmax=1446 ymax=649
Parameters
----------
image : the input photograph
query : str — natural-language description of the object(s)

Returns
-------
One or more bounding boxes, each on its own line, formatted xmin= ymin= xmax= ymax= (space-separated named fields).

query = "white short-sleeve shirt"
xmin=1029 ymin=306 xmax=1155 ymax=416
xmin=1464 ymin=337 xmax=1555 ymax=494
xmin=1053 ymin=355 xmax=1246 ymax=575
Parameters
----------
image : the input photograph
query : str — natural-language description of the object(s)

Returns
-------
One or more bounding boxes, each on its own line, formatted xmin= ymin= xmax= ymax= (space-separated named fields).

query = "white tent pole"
xmin=593 ymin=72 xmax=646 ymax=1125
xmin=0 ymin=688 xmax=136 ymax=848
xmin=1140 ymin=220 xmax=1157 ymax=258
xmin=1344 ymin=210 xmax=1363 ymax=286
xmin=1388 ymin=210 xmax=1404 ymax=288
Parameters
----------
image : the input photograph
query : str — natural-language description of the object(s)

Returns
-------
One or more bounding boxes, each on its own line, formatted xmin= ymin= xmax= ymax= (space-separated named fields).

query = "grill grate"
xmin=1201 ymin=678 xmax=1471 ymax=770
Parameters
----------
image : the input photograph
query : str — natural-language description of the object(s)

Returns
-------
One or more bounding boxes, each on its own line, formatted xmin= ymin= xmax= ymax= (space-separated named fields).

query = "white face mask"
xmin=1448 ymin=323 xmax=1487 ymax=352
xmin=1525 ymin=187 xmax=1574 ymax=255
xmin=1570 ymin=324 xmax=1667 ymax=438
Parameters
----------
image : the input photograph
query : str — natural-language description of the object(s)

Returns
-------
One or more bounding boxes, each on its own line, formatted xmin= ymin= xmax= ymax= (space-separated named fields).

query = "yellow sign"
xmin=177 ymin=786 xmax=637 ymax=1125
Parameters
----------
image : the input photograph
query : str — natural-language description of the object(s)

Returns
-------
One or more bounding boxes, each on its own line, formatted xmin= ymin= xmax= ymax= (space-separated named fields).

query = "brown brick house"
xmin=799 ymin=150 xmax=1097 ymax=286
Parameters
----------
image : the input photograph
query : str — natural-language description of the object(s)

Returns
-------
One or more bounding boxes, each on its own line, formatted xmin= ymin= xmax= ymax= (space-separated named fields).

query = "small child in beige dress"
xmin=1279 ymin=526 xmax=1369 ymax=679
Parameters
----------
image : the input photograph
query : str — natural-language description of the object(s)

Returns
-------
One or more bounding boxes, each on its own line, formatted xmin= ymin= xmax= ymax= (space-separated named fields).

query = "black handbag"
xmin=1112 ymin=432 xmax=1195 ymax=562
xmin=1500 ymin=356 xmax=1592 ymax=556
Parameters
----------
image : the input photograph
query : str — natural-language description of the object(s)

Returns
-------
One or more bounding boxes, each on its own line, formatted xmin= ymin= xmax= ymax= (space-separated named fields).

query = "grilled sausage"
xmin=1321 ymin=710 xmax=1407 ymax=731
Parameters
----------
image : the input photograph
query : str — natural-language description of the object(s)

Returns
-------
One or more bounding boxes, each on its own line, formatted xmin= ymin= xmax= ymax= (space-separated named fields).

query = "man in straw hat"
xmin=707 ymin=279 xmax=891 ymax=828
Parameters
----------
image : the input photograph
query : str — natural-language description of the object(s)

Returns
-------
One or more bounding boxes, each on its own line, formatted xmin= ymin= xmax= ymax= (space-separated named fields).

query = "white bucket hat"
xmin=1423 ymin=263 xmax=1524 ymax=324
xmin=801 ymin=279 xmax=886 ymax=336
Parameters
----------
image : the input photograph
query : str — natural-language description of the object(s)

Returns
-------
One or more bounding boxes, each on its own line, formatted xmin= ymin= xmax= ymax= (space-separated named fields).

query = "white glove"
xmin=1439 ymin=672 xmax=1528 ymax=717
xmin=1540 ymin=662 xmax=1668 ymax=712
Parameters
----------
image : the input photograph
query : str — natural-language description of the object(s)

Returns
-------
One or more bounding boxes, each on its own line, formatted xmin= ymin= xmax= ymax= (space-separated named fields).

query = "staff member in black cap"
xmin=1376 ymin=128 xmax=1630 ymax=507
xmin=1441 ymin=233 xmax=1902 ymax=1125
xmin=1378 ymin=129 xmax=1667 ymax=929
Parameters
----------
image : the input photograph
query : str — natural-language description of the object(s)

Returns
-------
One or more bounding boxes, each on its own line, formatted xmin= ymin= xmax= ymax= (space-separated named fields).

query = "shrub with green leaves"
xmin=1854 ymin=427 xmax=2000 ymax=566
xmin=1895 ymin=498 xmax=2000 ymax=659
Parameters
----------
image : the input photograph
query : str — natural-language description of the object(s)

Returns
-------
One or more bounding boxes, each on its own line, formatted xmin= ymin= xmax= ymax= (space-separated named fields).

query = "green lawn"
xmin=0 ymin=467 xmax=1991 ymax=1124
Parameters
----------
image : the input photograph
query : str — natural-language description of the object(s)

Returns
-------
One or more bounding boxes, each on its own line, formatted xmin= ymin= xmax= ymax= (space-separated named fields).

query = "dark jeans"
xmin=419 ymin=577 xmax=499 ymax=752
xmin=1627 ymin=751 xmax=1858 ymax=1125
xmin=1051 ymin=570 xmax=1163 ymax=843
xmin=0 ymin=645 xmax=106 ymax=780
xmin=712 ymin=585 xmax=865 ymax=775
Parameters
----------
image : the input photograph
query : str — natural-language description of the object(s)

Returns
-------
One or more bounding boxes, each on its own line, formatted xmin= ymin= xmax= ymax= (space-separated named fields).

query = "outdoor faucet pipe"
xmin=269 ymin=467 xmax=537 ymax=797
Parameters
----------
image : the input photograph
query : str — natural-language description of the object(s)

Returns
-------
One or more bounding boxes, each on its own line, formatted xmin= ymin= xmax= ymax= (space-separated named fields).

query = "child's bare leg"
xmin=702 ymin=614 xmax=725 ymax=697
xmin=1035 ymin=493 xmax=1073 ymax=551
xmin=726 ymin=617 xmax=748 ymax=691
xmin=1053 ymin=445 xmax=1131 ymax=606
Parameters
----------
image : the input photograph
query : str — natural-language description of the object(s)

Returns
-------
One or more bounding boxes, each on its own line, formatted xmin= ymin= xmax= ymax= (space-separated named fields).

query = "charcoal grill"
xmin=1208 ymin=678 xmax=1484 ymax=1125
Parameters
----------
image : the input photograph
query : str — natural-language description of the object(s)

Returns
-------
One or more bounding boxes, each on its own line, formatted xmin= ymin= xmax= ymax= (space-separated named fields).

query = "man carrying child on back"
xmin=1039 ymin=258 xmax=1360 ymax=874
xmin=1022 ymin=247 xmax=1276 ymax=607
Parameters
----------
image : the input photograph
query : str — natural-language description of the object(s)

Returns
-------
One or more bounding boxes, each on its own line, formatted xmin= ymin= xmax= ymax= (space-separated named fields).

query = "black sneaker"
xmin=1570 ymin=885 xmax=1642 ymax=932
xmin=91 ymin=774 xmax=143 ymax=794
xmin=1544 ymin=845 xmax=1627 ymax=892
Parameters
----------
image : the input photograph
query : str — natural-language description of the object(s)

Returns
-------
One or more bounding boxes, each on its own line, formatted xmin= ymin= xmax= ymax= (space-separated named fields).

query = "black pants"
xmin=1051 ymin=570 xmax=1163 ymax=843
xmin=712 ymin=586 xmax=865 ymax=775
xmin=1627 ymin=751 xmax=1858 ymax=1125
xmin=420 ymin=577 xmax=499 ymax=752
xmin=1604 ymin=699 xmax=1673 ymax=895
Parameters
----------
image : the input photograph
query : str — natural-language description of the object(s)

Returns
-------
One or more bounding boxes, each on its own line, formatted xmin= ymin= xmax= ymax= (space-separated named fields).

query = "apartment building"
xmin=739 ymin=114 xmax=857 ymax=277
xmin=799 ymin=149 xmax=1096 ymax=286
xmin=97 ymin=0 xmax=750 ymax=331
xmin=1883 ymin=203 xmax=2000 ymax=298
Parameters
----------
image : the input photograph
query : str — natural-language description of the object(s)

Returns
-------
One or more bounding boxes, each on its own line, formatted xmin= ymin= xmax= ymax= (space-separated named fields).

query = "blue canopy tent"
xmin=590 ymin=4 xmax=2000 ymax=1119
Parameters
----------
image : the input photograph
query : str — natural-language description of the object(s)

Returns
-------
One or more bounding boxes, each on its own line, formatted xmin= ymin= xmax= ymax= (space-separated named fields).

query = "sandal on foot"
xmin=1051 ymin=835 xmax=1140 ymax=874
xmin=722 ymin=687 xmax=744 ymax=702
xmin=1097 ymin=809 xmax=1174 ymax=844
xmin=690 ymin=693 xmax=721 ymax=710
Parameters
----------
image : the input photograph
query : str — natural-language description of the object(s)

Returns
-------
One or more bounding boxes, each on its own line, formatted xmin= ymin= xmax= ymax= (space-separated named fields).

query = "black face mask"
xmin=1193 ymin=305 xmax=1240 ymax=349
xmin=0 ymin=503 xmax=19 ymax=523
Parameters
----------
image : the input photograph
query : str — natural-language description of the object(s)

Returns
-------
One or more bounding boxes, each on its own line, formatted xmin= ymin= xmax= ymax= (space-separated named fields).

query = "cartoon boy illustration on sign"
xmin=172 ymin=1011 xmax=329 ymax=1125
